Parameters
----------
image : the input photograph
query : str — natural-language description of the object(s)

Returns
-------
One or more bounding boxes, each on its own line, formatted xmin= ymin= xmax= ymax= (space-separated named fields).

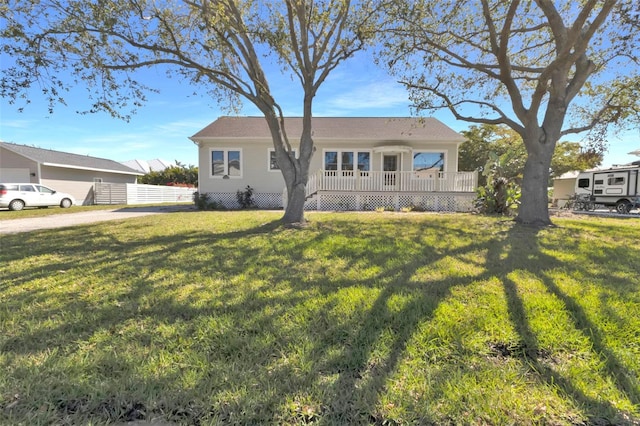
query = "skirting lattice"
xmin=205 ymin=191 xmax=475 ymax=212
xmin=305 ymin=192 xmax=475 ymax=212
xmin=203 ymin=192 xmax=283 ymax=209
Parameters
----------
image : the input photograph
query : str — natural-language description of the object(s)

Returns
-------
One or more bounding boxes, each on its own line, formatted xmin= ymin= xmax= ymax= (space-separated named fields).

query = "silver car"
xmin=0 ymin=183 xmax=76 ymax=211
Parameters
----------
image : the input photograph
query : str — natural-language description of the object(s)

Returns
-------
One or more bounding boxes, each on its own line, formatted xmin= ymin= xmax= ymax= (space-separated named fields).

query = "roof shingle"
xmin=191 ymin=117 xmax=465 ymax=142
xmin=0 ymin=142 xmax=142 ymax=175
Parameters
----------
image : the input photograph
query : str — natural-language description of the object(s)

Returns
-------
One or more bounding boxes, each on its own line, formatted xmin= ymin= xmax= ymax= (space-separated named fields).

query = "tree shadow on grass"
xmin=303 ymin=220 xmax=638 ymax=425
xmin=1 ymin=214 xmax=638 ymax=425
xmin=494 ymin=225 xmax=639 ymax=422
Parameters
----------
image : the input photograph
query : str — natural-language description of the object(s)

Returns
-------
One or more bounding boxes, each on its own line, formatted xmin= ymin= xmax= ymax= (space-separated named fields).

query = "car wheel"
xmin=9 ymin=199 xmax=25 ymax=211
xmin=615 ymin=200 xmax=631 ymax=214
xmin=60 ymin=198 xmax=72 ymax=208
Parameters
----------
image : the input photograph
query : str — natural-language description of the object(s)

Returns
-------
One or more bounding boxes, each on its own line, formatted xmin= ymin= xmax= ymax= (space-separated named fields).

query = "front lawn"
xmin=1 ymin=211 xmax=638 ymax=425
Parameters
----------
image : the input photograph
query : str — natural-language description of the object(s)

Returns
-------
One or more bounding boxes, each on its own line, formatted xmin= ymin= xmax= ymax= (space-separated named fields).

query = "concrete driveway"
xmin=0 ymin=205 xmax=194 ymax=234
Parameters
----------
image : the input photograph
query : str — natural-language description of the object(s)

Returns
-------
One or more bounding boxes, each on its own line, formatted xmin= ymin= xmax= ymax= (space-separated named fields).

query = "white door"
xmin=383 ymin=154 xmax=399 ymax=189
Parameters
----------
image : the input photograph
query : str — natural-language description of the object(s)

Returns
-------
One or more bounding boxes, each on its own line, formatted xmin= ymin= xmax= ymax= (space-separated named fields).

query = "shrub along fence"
xmin=94 ymin=183 xmax=196 ymax=205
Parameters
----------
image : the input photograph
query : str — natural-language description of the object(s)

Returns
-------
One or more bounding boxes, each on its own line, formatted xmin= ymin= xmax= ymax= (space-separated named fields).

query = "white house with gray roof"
xmin=0 ymin=142 xmax=143 ymax=205
xmin=190 ymin=117 xmax=477 ymax=211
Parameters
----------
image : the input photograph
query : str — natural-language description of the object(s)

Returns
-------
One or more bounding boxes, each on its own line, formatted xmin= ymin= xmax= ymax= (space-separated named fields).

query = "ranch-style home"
xmin=190 ymin=116 xmax=477 ymax=211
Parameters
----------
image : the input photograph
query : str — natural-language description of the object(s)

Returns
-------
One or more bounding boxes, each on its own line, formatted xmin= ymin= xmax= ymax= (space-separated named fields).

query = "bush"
xmin=474 ymin=152 xmax=521 ymax=215
xmin=236 ymin=186 xmax=257 ymax=209
xmin=194 ymin=192 xmax=224 ymax=210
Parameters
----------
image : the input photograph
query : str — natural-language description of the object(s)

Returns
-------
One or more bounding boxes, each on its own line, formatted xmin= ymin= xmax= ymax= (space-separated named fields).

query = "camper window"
xmin=608 ymin=177 xmax=625 ymax=185
xmin=578 ymin=178 xmax=590 ymax=188
xmin=595 ymin=179 xmax=604 ymax=185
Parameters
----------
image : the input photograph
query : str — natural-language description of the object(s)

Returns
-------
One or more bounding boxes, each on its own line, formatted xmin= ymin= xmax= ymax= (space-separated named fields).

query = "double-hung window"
xmin=211 ymin=149 xmax=242 ymax=178
xmin=324 ymin=150 xmax=370 ymax=176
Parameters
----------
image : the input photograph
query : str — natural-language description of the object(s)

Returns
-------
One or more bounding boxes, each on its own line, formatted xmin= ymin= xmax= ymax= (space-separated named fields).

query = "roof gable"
xmin=191 ymin=117 xmax=466 ymax=142
xmin=1 ymin=142 xmax=142 ymax=175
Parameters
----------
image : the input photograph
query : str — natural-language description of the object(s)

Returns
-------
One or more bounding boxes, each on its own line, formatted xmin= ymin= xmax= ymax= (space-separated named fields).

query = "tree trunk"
xmin=516 ymin=139 xmax=555 ymax=226
xmin=262 ymin=111 xmax=312 ymax=225
xmin=283 ymin=182 xmax=307 ymax=224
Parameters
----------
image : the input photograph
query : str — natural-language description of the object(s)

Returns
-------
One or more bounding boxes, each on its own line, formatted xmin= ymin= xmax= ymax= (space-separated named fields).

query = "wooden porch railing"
xmin=305 ymin=170 xmax=477 ymax=197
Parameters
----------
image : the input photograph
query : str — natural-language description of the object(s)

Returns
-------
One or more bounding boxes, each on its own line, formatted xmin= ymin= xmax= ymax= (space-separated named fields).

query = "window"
xmin=594 ymin=179 xmax=604 ymax=185
xmin=211 ymin=149 xmax=242 ymax=178
xmin=357 ymin=152 xmax=370 ymax=171
xmin=577 ymin=178 xmax=590 ymax=188
xmin=35 ymin=185 xmax=54 ymax=194
xmin=608 ymin=176 xmax=625 ymax=185
xmin=323 ymin=150 xmax=370 ymax=173
xmin=413 ymin=151 xmax=445 ymax=176
xmin=268 ymin=149 xmax=297 ymax=171
xmin=325 ymin=151 xmax=338 ymax=171
xmin=19 ymin=185 xmax=35 ymax=192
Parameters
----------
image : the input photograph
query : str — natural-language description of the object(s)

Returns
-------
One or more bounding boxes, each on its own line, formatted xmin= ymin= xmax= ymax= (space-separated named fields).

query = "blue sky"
xmin=1 ymin=50 xmax=638 ymax=169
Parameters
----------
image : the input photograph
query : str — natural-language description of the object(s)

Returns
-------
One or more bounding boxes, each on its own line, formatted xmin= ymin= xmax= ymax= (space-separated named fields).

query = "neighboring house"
xmin=0 ymin=142 xmax=143 ymax=205
xmin=122 ymin=158 xmax=175 ymax=174
xmin=190 ymin=116 xmax=477 ymax=211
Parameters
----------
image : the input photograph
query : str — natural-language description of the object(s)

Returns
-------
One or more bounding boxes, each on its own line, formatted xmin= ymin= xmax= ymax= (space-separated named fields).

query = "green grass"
xmin=1 ymin=211 xmax=638 ymax=425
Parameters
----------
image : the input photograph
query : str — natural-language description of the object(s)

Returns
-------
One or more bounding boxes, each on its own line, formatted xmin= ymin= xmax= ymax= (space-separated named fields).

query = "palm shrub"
xmin=475 ymin=152 xmax=521 ymax=215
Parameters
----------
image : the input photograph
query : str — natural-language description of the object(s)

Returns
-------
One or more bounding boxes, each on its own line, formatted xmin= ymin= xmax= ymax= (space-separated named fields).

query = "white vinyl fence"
xmin=94 ymin=183 xmax=196 ymax=205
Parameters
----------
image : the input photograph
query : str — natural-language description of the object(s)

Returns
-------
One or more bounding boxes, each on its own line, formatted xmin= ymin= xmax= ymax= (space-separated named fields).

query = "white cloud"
xmin=317 ymin=80 xmax=410 ymax=116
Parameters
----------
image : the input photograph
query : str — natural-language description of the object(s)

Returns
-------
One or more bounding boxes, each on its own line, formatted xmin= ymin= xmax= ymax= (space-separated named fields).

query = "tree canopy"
xmin=383 ymin=0 xmax=640 ymax=225
xmin=460 ymin=124 xmax=603 ymax=187
xmin=137 ymin=161 xmax=198 ymax=187
xmin=1 ymin=0 xmax=382 ymax=223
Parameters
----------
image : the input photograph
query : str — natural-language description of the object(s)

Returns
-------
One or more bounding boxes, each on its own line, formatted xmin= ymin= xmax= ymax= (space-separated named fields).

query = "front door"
xmin=383 ymin=154 xmax=399 ymax=188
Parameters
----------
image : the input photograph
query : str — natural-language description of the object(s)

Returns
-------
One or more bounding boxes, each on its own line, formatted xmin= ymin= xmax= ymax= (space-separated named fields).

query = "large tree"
xmin=1 ymin=0 xmax=381 ymax=224
xmin=382 ymin=0 xmax=640 ymax=226
xmin=460 ymin=124 xmax=603 ymax=187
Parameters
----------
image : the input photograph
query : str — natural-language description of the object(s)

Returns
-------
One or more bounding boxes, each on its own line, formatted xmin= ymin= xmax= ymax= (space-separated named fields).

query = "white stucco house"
xmin=190 ymin=116 xmax=477 ymax=211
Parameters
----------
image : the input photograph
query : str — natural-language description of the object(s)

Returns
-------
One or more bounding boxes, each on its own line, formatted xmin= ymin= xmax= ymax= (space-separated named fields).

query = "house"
xmin=0 ymin=142 xmax=143 ymax=205
xmin=190 ymin=117 xmax=477 ymax=211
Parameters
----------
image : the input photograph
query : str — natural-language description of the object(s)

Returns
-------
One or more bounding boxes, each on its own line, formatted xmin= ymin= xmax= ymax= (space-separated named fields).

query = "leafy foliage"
xmin=1 ymin=0 xmax=384 ymax=224
xmin=475 ymin=152 xmax=521 ymax=216
xmin=460 ymin=124 xmax=603 ymax=187
xmin=236 ymin=185 xmax=256 ymax=209
xmin=381 ymin=0 xmax=640 ymax=226
xmin=193 ymin=192 xmax=225 ymax=211
xmin=137 ymin=161 xmax=198 ymax=187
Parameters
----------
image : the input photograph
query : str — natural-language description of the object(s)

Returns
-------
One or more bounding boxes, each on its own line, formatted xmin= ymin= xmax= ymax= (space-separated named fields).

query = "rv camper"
xmin=574 ymin=165 xmax=640 ymax=213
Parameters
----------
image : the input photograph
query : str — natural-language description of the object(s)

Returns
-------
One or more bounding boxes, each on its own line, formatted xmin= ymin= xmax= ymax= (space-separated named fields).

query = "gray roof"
xmin=0 ymin=142 xmax=143 ymax=175
xmin=191 ymin=116 xmax=466 ymax=142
